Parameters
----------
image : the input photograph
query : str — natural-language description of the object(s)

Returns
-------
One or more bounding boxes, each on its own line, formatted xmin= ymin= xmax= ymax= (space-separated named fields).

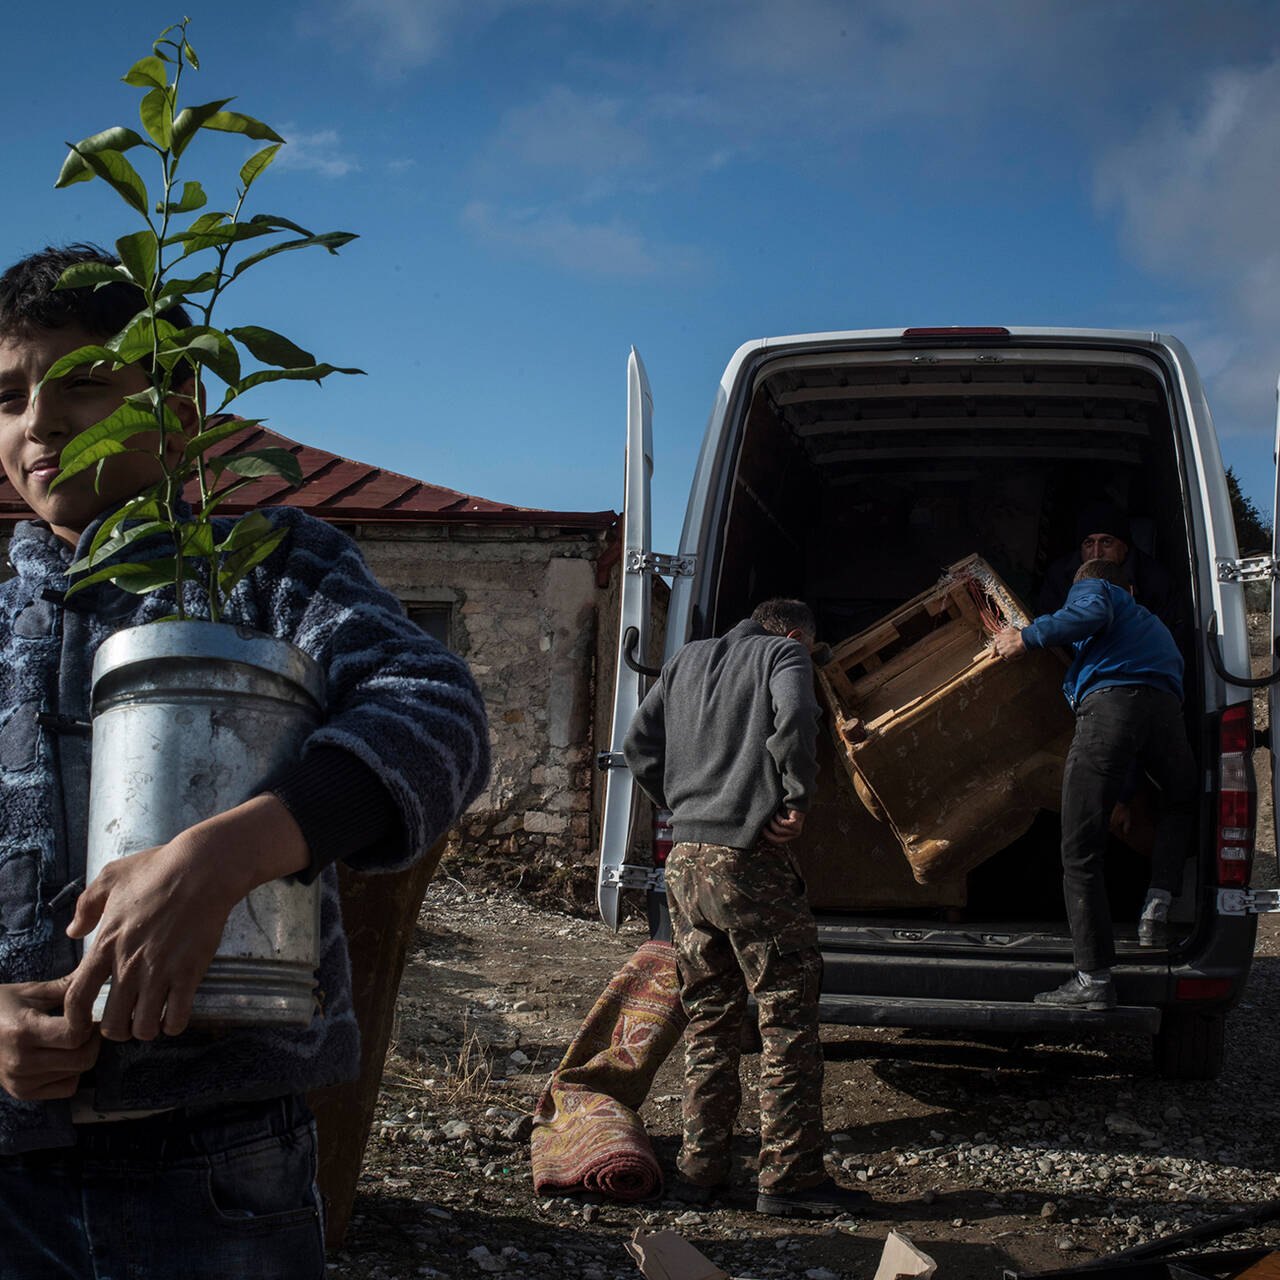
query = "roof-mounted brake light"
xmin=901 ymin=327 xmax=1011 ymax=338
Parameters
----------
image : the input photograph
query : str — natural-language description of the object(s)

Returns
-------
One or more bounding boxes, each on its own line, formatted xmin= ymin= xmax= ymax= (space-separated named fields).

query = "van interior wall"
xmin=715 ymin=361 xmax=1197 ymax=925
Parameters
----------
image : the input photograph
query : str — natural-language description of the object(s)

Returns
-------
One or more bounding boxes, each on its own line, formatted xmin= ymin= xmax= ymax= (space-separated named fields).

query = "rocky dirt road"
xmin=328 ymin=854 xmax=1280 ymax=1280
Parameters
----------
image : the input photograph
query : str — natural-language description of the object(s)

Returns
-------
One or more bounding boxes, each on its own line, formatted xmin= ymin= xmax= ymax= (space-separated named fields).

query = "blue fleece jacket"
xmin=1020 ymin=578 xmax=1183 ymax=709
xmin=0 ymin=507 xmax=490 ymax=1154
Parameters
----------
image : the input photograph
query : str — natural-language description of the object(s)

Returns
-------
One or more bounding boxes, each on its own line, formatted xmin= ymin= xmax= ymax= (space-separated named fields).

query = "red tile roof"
xmin=0 ymin=422 xmax=618 ymax=530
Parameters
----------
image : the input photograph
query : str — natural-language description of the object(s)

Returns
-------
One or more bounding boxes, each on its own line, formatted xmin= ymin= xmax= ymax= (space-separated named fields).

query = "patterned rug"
xmin=530 ymin=939 xmax=687 ymax=1201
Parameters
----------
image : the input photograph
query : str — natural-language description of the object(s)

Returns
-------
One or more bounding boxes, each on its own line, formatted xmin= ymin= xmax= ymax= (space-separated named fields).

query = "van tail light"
xmin=653 ymin=808 xmax=674 ymax=866
xmin=1175 ymin=977 xmax=1233 ymax=1001
xmin=1216 ymin=703 xmax=1256 ymax=888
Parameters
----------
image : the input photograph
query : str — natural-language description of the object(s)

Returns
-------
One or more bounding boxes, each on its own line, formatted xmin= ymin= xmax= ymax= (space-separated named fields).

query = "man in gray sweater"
xmin=623 ymin=600 xmax=869 ymax=1219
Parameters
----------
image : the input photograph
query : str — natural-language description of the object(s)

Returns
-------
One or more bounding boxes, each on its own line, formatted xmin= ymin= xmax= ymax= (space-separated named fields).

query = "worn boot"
xmin=1033 ymin=972 xmax=1115 ymax=1010
xmin=756 ymin=1178 xmax=874 ymax=1218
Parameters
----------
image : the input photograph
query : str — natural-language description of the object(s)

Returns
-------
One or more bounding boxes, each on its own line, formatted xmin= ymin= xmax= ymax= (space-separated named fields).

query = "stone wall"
xmin=349 ymin=519 xmax=620 ymax=895
xmin=0 ymin=514 xmax=642 ymax=903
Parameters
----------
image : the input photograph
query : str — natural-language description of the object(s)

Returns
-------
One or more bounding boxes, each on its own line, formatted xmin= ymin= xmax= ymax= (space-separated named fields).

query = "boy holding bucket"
xmin=0 ymin=245 xmax=489 ymax=1276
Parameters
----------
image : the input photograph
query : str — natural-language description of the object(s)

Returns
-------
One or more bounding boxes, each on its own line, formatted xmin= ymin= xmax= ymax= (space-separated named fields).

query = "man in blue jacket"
xmin=993 ymin=558 xmax=1195 ymax=1010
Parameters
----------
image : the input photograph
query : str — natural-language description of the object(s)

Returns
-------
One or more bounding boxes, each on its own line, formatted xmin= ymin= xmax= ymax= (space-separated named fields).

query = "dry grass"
xmin=383 ymin=1014 xmax=498 ymax=1106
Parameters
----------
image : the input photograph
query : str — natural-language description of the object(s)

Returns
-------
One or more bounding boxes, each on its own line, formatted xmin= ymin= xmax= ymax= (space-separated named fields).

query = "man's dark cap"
xmin=1076 ymin=502 xmax=1131 ymax=546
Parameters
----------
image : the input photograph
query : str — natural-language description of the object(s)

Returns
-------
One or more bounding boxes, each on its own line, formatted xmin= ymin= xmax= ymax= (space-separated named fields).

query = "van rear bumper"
xmin=818 ymin=993 xmax=1162 ymax=1036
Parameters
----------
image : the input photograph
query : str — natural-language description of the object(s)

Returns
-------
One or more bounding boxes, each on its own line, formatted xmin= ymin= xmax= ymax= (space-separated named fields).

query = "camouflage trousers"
xmin=665 ymin=840 xmax=825 ymax=1192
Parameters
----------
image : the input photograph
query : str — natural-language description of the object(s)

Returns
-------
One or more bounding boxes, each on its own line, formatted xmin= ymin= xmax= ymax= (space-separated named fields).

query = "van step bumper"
xmin=817 ymin=993 xmax=1161 ymax=1035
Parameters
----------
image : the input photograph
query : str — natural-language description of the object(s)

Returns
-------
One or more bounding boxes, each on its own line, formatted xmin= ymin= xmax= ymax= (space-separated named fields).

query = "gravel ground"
xmin=326 ymin=876 xmax=1280 ymax=1280
xmin=326 ymin=640 xmax=1280 ymax=1280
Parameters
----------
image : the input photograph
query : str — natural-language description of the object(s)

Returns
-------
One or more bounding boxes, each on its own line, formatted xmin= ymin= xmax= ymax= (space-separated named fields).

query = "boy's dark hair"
xmin=751 ymin=597 xmax=816 ymax=638
xmin=1074 ymin=557 xmax=1131 ymax=589
xmin=0 ymin=243 xmax=192 ymax=343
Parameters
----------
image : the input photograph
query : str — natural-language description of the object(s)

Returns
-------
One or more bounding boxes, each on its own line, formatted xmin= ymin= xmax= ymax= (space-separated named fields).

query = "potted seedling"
xmin=47 ymin=20 xmax=362 ymax=1025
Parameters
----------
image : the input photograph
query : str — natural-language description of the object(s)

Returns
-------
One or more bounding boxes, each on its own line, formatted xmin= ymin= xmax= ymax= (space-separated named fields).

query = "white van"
xmin=598 ymin=326 xmax=1279 ymax=1080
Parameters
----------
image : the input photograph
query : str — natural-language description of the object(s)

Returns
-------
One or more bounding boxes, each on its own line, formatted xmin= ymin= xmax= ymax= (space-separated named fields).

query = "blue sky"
xmin=4 ymin=1 xmax=1278 ymax=551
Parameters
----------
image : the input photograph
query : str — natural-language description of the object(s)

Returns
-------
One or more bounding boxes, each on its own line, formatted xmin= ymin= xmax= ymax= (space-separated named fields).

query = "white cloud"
xmin=273 ymin=128 xmax=360 ymax=179
xmin=1095 ymin=58 xmax=1280 ymax=430
xmin=494 ymin=86 xmax=650 ymax=177
xmin=461 ymin=200 xmax=699 ymax=278
xmin=325 ymin=0 xmax=458 ymax=70
xmin=323 ymin=0 xmax=557 ymax=73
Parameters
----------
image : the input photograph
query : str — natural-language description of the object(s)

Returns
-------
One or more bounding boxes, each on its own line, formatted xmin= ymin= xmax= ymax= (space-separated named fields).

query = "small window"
xmin=407 ymin=604 xmax=452 ymax=649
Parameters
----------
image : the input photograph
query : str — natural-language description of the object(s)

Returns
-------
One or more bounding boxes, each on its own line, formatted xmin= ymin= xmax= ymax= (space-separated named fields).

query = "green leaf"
xmin=56 ymin=126 xmax=147 ymax=188
xmin=180 ymin=522 xmax=215 ymax=557
xmin=212 ymin=447 xmax=302 ymax=486
xmin=71 ymin=519 xmax=171 ymax=573
xmin=182 ymin=416 xmax=261 ymax=461
xmin=156 ymin=271 xmax=220 ymax=304
xmin=108 ymin=316 xmax=159 ymax=365
xmin=36 ymin=345 xmax=121 ymax=389
xmin=139 ymin=86 xmax=174 ymax=149
xmin=72 ymin=495 xmax=165 ymax=570
xmin=166 ymin=222 xmax=239 ymax=255
xmin=239 ymin=144 xmax=280 ymax=192
xmin=72 ymin=147 xmax=150 ymax=215
xmin=233 ymin=363 xmax=365 ymax=395
xmin=171 ymin=98 xmax=235 ymax=159
xmin=53 ymin=404 xmax=167 ymax=485
xmin=244 ymin=213 xmax=313 ymax=236
xmin=227 ymin=325 xmax=314 ymax=369
xmin=65 ymin=559 xmax=181 ymax=597
xmin=168 ymin=326 xmax=241 ymax=385
xmin=109 ymin=313 xmax=180 ymax=366
xmin=228 ymin=231 xmax=358 ymax=280
xmin=199 ymin=476 xmax=259 ymax=517
xmin=122 ymin=55 xmax=168 ymax=90
xmin=218 ymin=526 xmax=288 ymax=598
xmin=153 ymin=23 xmax=182 ymax=56
xmin=183 ymin=41 xmax=199 ymax=70
xmin=216 ymin=508 xmax=272 ymax=552
xmin=115 ymin=231 xmax=158 ymax=291
xmin=54 ymin=261 xmax=130 ymax=291
xmin=162 ymin=180 xmax=207 ymax=214
xmin=201 ymin=111 xmax=284 ymax=144
xmin=186 ymin=210 xmax=232 ymax=234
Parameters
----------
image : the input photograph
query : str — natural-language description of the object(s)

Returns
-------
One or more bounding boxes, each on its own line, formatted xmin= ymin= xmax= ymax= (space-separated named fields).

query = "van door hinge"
xmin=1216 ymin=556 xmax=1278 ymax=583
xmin=625 ymin=549 xmax=696 ymax=579
xmin=599 ymin=864 xmax=667 ymax=893
xmin=1217 ymin=887 xmax=1280 ymax=915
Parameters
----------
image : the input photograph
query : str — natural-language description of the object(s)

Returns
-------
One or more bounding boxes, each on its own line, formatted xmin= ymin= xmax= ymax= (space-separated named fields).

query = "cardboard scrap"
xmin=626 ymin=1230 xmax=730 ymax=1280
xmin=873 ymin=1231 xmax=937 ymax=1280
xmin=1233 ymin=1254 xmax=1280 ymax=1280
xmin=627 ymin=1227 xmax=937 ymax=1280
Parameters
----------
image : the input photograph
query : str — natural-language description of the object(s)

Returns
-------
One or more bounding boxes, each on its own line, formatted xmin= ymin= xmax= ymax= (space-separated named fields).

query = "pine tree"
xmin=1225 ymin=466 xmax=1271 ymax=552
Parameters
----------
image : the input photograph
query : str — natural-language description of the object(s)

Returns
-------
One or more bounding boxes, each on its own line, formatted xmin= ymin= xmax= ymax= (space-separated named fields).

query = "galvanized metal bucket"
xmin=85 ymin=621 xmax=326 ymax=1027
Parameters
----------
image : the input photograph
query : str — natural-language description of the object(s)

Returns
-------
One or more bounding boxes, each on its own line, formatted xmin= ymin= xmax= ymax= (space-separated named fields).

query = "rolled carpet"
xmin=530 ymin=939 xmax=687 ymax=1201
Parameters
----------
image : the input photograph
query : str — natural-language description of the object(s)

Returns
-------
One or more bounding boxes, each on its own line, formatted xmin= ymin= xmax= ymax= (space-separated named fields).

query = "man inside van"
xmin=993 ymin=559 xmax=1195 ymax=1010
xmin=623 ymin=599 xmax=871 ymax=1219
xmin=1037 ymin=501 xmax=1183 ymax=641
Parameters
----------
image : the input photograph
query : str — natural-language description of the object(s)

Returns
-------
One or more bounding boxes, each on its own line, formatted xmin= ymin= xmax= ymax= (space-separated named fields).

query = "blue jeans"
xmin=1060 ymin=685 xmax=1196 ymax=971
xmin=0 ymin=1094 xmax=324 ymax=1279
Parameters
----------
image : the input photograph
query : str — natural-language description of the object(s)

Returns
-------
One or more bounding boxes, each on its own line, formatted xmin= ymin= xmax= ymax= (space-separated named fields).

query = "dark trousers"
xmin=1060 ymin=685 xmax=1196 ymax=972
xmin=0 ymin=1094 xmax=324 ymax=1279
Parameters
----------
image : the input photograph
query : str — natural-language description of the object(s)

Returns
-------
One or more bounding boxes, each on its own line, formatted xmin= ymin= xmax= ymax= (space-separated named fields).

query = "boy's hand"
xmin=63 ymin=795 xmax=309 ymax=1043
xmin=0 ymin=976 xmax=100 ymax=1100
xmin=763 ymin=808 xmax=806 ymax=845
xmin=992 ymin=626 xmax=1026 ymax=660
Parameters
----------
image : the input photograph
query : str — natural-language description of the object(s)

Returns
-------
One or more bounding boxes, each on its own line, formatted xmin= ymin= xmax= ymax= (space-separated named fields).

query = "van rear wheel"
xmin=1152 ymin=1010 xmax=1225 ymax=1080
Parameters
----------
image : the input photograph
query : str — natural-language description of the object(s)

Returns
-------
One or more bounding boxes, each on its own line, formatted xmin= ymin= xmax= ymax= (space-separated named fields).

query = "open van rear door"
xmin=1269 ymin=375 xmax=1280 ymax=884
xmin=597 ymin=349 xmax=656 ymax=930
